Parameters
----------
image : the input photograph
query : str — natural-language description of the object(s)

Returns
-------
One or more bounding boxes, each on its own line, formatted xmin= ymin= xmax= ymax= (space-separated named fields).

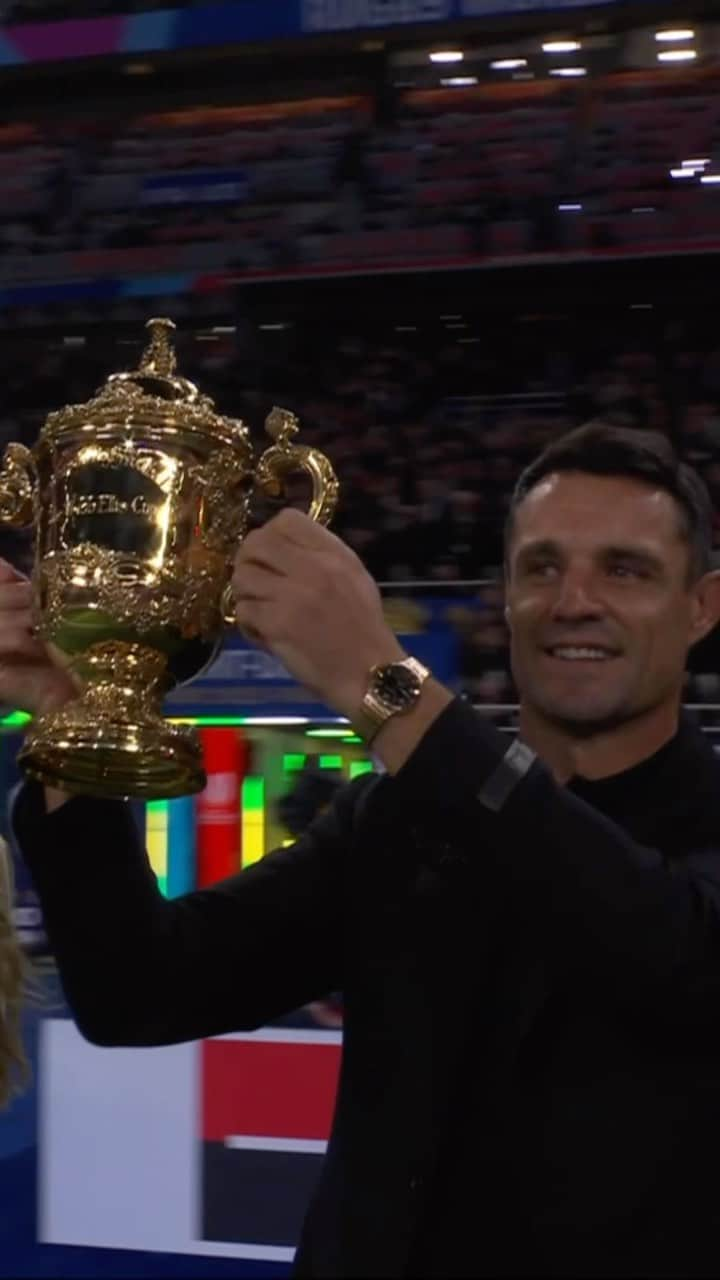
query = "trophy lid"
xmin=40 ymin=318 xmax=250 ymax=452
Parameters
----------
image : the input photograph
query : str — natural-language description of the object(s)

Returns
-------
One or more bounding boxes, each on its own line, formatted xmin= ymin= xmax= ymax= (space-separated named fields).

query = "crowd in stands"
xmin=1 ymin=68 xmax=719 ymax=287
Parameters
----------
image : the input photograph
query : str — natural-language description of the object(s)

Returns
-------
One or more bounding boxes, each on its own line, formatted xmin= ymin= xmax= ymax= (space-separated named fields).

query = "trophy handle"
xmin=221 ymin=407 xmax=340 ymax=627
xmin=254 ymin=407 xmax=339 ymax=528
xmin=0 ymin=443 xmax=36 ymax=527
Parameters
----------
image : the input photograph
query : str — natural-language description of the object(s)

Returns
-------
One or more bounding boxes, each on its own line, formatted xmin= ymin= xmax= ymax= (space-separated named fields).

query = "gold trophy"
xmin=0 ymin=319 xmax=339 ymax=799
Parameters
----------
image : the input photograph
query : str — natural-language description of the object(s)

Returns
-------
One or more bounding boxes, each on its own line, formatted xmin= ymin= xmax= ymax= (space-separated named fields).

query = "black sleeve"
xmin=388 ymin=698 xmax=720 ymax=1024
xmin=14 ymin=777 xmax=365 ymax=1047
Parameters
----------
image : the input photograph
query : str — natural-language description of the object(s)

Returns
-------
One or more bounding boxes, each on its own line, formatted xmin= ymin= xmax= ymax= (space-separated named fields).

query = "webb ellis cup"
xmin=0 ymin=319 xmax=339 ymax=799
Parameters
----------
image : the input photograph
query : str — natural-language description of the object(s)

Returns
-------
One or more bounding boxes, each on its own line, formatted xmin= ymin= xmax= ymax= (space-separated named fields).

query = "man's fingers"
xmin=0 ymin=603 xmax=46 ymax=656
xmin=0 ymin=581 xmax=33 ymax=612
xmin=234 ymin=598 xmax=273 ymax=648
xmin=0 ymin=558 xmax=28 ymax=587
xmin=0 ymin=604 xmax=34 ymax=633
xmin=231 ymin=563 xmax=277 ymax=602
xmin=269 ymin=508 xmax=342 ymax=552
xmin=238 ymin=527 xmax=299 ymax=579
xmin=238 ymin=529 xmax=336 ymax=584
xmin=0 ymin=625 xmax=45 ymax=657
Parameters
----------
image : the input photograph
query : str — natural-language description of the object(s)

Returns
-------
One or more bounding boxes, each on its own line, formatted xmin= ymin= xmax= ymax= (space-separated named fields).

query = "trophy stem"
xmin=19 ymin=641 xmax=206 ymax=800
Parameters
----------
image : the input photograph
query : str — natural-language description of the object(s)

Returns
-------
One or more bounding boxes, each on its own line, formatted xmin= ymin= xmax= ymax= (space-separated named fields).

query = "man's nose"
xmin=551 ymin=570 xmax=605 ymax=620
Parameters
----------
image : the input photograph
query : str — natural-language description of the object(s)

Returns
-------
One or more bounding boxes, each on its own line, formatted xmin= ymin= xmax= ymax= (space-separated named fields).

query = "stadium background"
xmin=0 ymin=0 xmax=719 ymax=1274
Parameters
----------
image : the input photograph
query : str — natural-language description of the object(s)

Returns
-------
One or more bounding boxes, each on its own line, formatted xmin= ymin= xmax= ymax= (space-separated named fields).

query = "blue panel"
xmin=121 ymin=8 xmax=179 ymax=53
xmin=0 ymin=31 xmax=24 ymax=65
xmin=0 ymin=280 xmax=121 ymax=307
xmin=164 ymin=629 xmax=458 ymax=719
xmin=175 ymin=1 xmax=301 ymax=48
xmin=168 ymin=796 xmax=196 ymax=898
xmin=122 ymin=273 xmax=194 ymax=297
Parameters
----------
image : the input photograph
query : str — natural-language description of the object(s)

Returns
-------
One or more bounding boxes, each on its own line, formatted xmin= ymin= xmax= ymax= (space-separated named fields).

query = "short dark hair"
xmin=505 ymin=422 xmax=714 ymax=581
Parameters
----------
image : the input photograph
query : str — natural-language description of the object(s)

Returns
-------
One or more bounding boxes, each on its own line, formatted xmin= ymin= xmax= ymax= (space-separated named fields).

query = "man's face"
xmin=506 ymin=471 xmax=713 ymax=734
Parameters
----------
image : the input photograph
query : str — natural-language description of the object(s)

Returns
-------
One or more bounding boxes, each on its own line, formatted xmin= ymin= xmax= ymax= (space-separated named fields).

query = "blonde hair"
xmin=0 ymin=835 xmax=30 ymax=1108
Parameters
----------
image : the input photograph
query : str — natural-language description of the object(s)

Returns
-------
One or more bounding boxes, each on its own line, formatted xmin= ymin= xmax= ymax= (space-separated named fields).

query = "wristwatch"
xmin=353 ymin=656 xmax=431 ymax=745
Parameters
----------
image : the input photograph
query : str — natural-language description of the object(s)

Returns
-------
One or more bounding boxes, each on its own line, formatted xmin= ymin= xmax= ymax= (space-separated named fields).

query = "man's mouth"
xmin=544 ymin=646 xmax=620 ymax=662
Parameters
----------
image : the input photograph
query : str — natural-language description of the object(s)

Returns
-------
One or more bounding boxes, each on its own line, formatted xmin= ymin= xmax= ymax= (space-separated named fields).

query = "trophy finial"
xmin=140 ymin=318 xmax=177 ymax=378
xmin=265 ymin=406 xmax=299 ymax=449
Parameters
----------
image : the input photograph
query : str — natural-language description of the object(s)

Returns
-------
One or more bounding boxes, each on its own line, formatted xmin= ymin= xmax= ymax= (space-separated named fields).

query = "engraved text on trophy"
xmin=60 ymin=462 xmax=173 ymax=560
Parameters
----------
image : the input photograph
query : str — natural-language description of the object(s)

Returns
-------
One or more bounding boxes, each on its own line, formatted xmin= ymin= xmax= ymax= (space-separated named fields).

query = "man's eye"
xmin=527 ymin=561 xmax=557 ymax=578
xmin=609 ymin=564 xmax=645 ymax=579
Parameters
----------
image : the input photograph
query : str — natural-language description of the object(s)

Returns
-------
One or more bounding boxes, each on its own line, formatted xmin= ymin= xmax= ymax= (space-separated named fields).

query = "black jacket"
xmin=14 ymin=699 xmax=720 ymax=1277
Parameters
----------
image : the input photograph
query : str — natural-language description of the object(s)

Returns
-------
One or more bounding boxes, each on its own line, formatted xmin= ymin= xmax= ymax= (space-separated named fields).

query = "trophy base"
xmin=19 ymin=716 xmax=206 ymax=801
xmin=18 ymin=641 xmax=207 ymax=800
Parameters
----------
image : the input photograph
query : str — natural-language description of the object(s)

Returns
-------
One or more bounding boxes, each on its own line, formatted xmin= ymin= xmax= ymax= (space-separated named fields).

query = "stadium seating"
xmin=0 ymin=72 xmax=718 ymax=287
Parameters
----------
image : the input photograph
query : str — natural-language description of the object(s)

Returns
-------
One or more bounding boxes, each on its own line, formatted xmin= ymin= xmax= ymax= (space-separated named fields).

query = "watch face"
xmin=372 ymin=664 xmax=420 ymax=711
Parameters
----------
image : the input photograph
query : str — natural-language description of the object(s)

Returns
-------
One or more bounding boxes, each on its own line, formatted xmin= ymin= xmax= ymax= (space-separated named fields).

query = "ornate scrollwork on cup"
xmin=0 ymin=443 xmax=36 ymax=528
xmin=40 ymin=544 xmax=221 ymax=640
xmin=192 ymin=447 xmax=253 ymax=555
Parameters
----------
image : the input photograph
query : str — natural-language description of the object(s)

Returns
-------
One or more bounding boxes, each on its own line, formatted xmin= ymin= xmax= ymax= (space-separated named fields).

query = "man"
xmin=5 ymin=422 xmax=720 ymax=1276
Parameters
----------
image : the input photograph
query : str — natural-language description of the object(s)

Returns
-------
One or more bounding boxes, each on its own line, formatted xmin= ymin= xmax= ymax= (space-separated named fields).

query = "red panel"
xmin=202 ymin=1039 xmax=341 ymax=1142
xmin=197 ymin=729 xmax=247 ymax=887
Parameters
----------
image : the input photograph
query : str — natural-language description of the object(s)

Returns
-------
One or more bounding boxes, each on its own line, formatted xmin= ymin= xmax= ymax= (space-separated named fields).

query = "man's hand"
xmin=0 ymin=559 xmax=76 ymax=719
xmin=232 ymin=509 xmax=405 ymax=721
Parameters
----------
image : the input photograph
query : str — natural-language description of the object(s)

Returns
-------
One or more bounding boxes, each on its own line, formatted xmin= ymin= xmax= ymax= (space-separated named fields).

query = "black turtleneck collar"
xmin=567 ymin=712 xmax=720 ymax=855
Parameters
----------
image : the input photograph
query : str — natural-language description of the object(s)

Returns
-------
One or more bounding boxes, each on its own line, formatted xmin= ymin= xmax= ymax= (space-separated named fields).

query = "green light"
xmin=146 ymin=799 xmax=168 ymax=898
xmin=242 ymin=776 xmax=265 ymax=867
xmin=283 ymin=753 xmax=307 ymax=772
xmin=169 ymin=716 xmax=309 ymax=727
xmin=306 ymin=728 xmax=350 ymax=739
xmin=0 ymin=711 xmax=32 ymax=728
xmin=350 ymin=761 xmax=374 ymax=779
xmin=242 ymin=776 xmax=265 ymax=811
xmin=343 ymin=735 xmax=363 ymax=744
xmin=170 ymin=716 xmax=248 ymax=727
xmin=319 ymin=755 xmax=343 ymax=770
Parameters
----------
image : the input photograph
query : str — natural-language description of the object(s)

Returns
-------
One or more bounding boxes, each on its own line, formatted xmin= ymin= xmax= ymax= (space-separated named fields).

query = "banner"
xmin=301 ymin=0 xmax=628 ymax=31
xmin=301 ymin=0 xmax=452 ymax=31
xmin=39 ymin=1018 xmax=336 ymax=1265
xmin=0 ymin=0 xmax=641 ymax=68
xmin=458 ymin=0 xmax=623 ymax=14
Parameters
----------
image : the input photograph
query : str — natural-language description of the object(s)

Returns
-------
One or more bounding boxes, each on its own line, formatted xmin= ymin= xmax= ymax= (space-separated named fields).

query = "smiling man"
xmin=503 ymin=429 xmax=719 ymax=782
xmin=7 ymin=422 xmax=720 ymax=1277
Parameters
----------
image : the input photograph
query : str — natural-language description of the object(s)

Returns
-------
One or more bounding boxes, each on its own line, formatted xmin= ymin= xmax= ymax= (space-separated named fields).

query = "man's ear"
xmin=689 ymin=570 xmax=720 ymax=648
